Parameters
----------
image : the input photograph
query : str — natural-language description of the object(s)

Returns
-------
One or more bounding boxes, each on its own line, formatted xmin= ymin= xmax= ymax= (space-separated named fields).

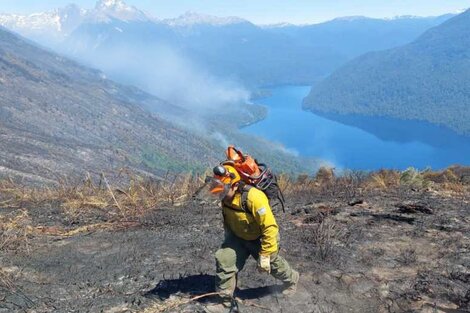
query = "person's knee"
xmin=215 ymin=248 xmax=237 ymax=269
xmin=270 ymin=254 xmax=282 ymax=267
xmin=271 ymin=255 xmax=291 ymax=273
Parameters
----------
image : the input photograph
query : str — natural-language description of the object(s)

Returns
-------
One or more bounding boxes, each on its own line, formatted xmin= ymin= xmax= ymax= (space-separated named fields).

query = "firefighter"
xmin=205 ymin=164 xmax=299 ymax=313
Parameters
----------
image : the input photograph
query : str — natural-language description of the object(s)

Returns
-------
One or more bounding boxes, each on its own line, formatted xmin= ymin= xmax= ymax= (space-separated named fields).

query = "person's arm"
xmin=248 ymin=189 xmax=279 ymax=256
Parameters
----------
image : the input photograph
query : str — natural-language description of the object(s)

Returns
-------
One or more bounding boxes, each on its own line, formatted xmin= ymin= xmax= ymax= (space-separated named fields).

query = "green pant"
xmin=215 ymin=232 xmax=296 ymax=296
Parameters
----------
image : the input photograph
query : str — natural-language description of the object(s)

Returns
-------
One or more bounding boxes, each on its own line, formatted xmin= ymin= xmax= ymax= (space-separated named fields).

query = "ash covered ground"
xmin=1 ymin=183 xmax=469 ymax=313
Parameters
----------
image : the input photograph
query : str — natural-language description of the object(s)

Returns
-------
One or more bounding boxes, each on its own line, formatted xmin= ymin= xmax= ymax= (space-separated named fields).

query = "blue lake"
xmin=243 ymin=86 xmax=470 ymax=170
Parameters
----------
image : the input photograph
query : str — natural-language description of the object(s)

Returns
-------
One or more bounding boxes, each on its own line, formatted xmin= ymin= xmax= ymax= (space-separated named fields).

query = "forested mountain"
xmin=0 ymin=26 xmax=220 ymax=182
xmin=304 ymin=9 xmax=470 ymax=136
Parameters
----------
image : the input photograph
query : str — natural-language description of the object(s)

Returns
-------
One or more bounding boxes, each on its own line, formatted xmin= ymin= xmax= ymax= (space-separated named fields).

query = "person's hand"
xmin=258 ymin=255 xmax=271 ymax=274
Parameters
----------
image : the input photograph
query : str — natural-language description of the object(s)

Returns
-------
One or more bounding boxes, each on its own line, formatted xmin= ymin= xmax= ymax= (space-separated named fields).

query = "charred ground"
xmin=0 ymin=167 xmax=469 ymax=313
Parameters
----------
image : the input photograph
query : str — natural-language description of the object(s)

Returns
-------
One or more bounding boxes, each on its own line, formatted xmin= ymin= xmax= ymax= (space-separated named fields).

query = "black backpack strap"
xmin=223 ymin=182 xmax=253 ymax=215
xmin=273 ymin=175 xmax=286 ymax=213
xmin=239 ymin=182 xmax=253 ymax=214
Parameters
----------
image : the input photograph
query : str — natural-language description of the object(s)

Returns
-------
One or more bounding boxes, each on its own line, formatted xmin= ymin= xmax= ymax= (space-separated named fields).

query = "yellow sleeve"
xmin=247 ymin=188 xmax=279 ymax=256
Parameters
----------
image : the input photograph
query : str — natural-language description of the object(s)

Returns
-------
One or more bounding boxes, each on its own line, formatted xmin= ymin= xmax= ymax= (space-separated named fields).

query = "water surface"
xmin=243 ymin=86 xmax=470 ymax=170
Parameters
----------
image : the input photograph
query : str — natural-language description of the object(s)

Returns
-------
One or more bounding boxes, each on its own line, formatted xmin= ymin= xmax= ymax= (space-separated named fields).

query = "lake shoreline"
xmin=242 ymin=85 xmax=470 ymax=170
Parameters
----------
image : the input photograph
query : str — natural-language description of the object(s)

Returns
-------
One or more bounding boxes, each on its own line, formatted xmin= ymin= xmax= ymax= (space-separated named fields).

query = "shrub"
xmin=397 ymin=248 xmax=417 ymax=266
xmin=400 ymin=167 xmax=431 ymax=189
xmin=315 ymin=167 xmax=335 ymax=185
xmin=422 ymin=167 xmax=458 ymax=183
xmin=365 ymin=169 xmax=400 ymax=190
xmin=302 ymin=219 xmax=346 ymax=261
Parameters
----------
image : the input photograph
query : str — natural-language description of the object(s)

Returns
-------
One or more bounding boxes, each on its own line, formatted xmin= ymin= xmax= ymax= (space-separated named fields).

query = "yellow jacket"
xmin=222 ymin=187 xmax=278 ymax=256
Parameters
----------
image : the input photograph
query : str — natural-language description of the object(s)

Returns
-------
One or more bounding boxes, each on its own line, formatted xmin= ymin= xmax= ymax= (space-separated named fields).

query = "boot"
xmin=204 ymin=296 xmax=238 ymax=313
xmin=282 ymin=270 xmax=300 ymax=296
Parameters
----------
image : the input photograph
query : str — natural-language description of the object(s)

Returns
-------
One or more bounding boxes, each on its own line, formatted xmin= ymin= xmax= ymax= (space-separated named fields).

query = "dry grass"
xmin=0 ymin=171 xmax=204 ymax=218
xmin=282 ymin=166 xmax=468 ymax=203
xmin=397 ymin=166 xmax=470 ymax=192
xmin=0 ymin=209 xmax=33 ymax=252
xmin=278 ymin=173 xmax=317 ymax=199
xmin=366 ymin=169 xmax=401 ymax=190
xmin=0 ymin=166 xmax=468 ymax=251
xmin=315 ymin=167 xmax=335 ymax=185
xmin=139 ymin=292 xmax=220 ymax=313
xmin=1 ymin=167 xmax=467 ymax=213
xmin=397 ymin=248 xmax=418 ymax=266
xmin=0 ymin=171 xmax=206 ymax=249
xmin=0 ymin=268 xmax=15 ymax=290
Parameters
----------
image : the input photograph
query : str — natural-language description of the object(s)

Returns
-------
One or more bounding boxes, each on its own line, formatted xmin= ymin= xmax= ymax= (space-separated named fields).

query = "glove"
xmin=258 ymin=255 xmax=271 ymax=274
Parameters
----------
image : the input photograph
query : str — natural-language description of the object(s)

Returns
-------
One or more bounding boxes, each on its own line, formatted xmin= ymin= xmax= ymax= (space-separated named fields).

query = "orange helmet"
xmin=208 ymin=165 xmax=241 ymax=198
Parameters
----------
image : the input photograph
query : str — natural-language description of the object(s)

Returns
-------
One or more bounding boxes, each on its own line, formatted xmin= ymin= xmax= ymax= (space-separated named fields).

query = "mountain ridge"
xmin=0 ymin=0 xmax=455 ymax=87
xmin=0 ymin=1 xmax=455 ymax=47
xmin=303 ymin=9 xmax=470 ymax=136
xmin=55 ymin=9 xmax=451 ymax=89
xmin=0 ymin=0 xmax=152 ymax=42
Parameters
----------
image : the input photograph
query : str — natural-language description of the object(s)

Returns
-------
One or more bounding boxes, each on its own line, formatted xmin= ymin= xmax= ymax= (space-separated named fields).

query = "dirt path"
xmin=1 ymin=189 xmax=469 ymax=312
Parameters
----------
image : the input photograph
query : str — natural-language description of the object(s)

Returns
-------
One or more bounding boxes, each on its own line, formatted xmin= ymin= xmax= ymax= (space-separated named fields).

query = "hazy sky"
xmin=1 ymin=0 xmax=469 ymax=24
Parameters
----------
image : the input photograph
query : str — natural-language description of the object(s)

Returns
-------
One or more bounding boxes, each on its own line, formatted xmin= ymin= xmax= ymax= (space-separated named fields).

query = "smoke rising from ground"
xmin=60 ymin=34 xmax=323 ymax=172
xmin=74 ymin=42 xmax=250 ymax=113
xmin=211 ymin=132 xmax=230 ymax=148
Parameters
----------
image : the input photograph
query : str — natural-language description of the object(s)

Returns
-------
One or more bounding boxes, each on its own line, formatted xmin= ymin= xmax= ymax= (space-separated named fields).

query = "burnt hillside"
xmin=1 ymin=167 xmax=469 ymax=312
xmin=0 ymin=26 xmax=219 ymax=182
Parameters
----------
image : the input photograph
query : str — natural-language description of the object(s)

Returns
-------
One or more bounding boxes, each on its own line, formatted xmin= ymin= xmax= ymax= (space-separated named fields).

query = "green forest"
xmin=304 ymin=9 xmax=470 ymax=136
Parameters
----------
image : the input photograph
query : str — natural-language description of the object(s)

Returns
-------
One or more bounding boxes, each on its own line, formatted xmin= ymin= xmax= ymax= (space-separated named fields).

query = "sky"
xmin=0 ymin=0 xmax=469 ymax=24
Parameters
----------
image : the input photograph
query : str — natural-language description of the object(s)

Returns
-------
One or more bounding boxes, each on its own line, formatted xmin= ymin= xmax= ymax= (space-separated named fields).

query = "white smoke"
xmin=211 ymin=132 xmax=230 ymax=148
xmin=276 ymin=144 xmax=299 ymax=157
xmin=73 ymin=42 xmax=250 ymax=112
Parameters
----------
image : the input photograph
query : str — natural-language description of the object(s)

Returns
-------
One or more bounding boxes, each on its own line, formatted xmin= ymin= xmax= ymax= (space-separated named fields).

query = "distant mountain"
xmin=163 ymin=11 xmax=246 ymax=27
xmin=304 ymin=9 xmax=470 ymax=136
xmin=0 ymin=26 xmax=219 ymax=182
xmin=0 ymin=0 xmax=151 ymax=45
xmin=0 ymin=4 xmax=84 ymax=44
xmin=92 ymin=0 xmax=150 ymax=22
xmin=0 ymin=1 xmax=454 ymax=87
xmin=197 ymin=14 xmax=454 ymax=86
xmin=62 ymin=13 xmax=344 ymax=87
xmin=266 ymin=14 xmax=454 ymax=59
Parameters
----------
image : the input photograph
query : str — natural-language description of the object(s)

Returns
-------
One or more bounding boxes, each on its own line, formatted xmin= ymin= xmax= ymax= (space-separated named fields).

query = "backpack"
xmin=222 ymin=145 xmax=286 ymax=213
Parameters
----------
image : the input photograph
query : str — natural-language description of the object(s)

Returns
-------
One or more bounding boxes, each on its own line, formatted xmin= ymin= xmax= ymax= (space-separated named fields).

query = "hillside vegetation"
xmin=304 ymin=10 xmax=470 ymax=136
